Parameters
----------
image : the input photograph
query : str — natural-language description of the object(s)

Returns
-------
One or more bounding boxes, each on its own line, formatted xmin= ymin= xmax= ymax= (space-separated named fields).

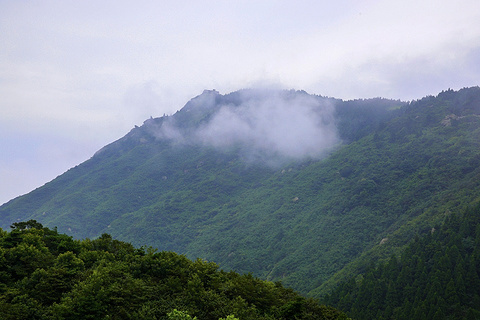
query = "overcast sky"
xmin=1 ymin=0 xmax=480 ymax=205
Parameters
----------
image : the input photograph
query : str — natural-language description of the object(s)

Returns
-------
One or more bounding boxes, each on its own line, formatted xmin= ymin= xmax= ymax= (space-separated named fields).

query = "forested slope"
xmin=323 ymin=203 xmax=480 ymax=319
xmin=1 ymin=87 xmax=479 ymax=296
xmin=0 ymin=221 xmax=348 ymax=320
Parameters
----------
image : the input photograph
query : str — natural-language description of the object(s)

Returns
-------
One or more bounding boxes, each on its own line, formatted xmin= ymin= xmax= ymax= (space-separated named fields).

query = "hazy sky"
xmin=1 ymin=0 xmax=480 ymax=205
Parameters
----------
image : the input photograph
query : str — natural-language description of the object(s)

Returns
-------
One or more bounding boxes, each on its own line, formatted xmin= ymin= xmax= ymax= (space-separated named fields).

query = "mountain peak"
xmin=181 ymin=89 xmax=220 ymax=112
xmin=2 ymin=87 xmax=479 ymax=298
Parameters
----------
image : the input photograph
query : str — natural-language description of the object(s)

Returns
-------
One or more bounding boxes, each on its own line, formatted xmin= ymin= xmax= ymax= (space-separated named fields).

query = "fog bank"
xmin=157 ymin=90 xmax=340 ymax=166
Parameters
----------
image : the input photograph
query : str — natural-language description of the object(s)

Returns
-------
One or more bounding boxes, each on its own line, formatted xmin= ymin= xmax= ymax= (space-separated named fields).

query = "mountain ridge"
xmin=1 ymin=86 xmax=479 ymax=296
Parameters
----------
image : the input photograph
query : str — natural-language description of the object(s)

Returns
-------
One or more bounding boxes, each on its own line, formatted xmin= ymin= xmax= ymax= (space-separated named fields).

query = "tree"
xmin=219 ymin=315 xmax=239 ymax=320
xmin=167 ymin=309 xmax=198 ymax=320
xmin=10 ymin=220 xmax=44 ymax=230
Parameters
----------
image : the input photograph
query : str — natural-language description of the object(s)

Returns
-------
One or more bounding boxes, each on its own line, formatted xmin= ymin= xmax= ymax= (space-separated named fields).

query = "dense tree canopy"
xmin=0 ymin=220 xmax=348 ymax=319
xmin=323 ymin=203 xmax=480 ymax=319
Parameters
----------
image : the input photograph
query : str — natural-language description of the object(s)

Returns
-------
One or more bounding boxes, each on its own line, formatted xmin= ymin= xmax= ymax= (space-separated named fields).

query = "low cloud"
xmin=157 ymin=89 xmax=339 ymax=166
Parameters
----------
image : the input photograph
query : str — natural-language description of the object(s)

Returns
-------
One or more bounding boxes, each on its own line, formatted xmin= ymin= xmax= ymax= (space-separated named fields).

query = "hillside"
xmin=1 ymin=87 xmax=479 ymax=296
xmin=0 ymin=220 xmax=348 ymax=319
xmin=322 ymin=203 xmax=480 ymax=319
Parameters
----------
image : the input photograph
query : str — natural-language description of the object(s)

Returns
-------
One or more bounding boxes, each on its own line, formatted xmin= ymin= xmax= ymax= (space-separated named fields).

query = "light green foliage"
xmin=218 ymin=315 xmax=239 ymax=320
xmin=168 ymin=309 xmax=197 ymax=320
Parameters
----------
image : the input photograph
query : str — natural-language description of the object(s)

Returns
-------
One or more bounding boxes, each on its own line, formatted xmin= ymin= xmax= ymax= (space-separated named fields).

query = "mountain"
xmin=1 ymin=87 xmax=479 ymax=296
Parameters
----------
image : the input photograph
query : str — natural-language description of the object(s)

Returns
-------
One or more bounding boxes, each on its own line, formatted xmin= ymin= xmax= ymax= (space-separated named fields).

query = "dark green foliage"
xmin=323 ymin=203 xmax=480 ymax=319
xmin=0 ymin=222 xmax=348 ymax=319
xmin=1 ymin=87 xmax=480 ymax=296
xmin=334 ymin=97 xmax=401 ymax=142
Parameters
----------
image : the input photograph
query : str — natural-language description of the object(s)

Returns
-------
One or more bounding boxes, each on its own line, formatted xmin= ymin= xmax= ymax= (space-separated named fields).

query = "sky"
xmin=1 ymin=0 xmax=480 ymax=205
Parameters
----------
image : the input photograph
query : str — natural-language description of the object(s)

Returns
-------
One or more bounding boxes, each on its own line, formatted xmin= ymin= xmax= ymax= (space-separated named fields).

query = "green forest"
xmin=0 ymin=220 xmax=347 ymax=319
xmin=1 ymin=87 xmax=480 ymax=318
xmin=323 ymin=203 xmax=480 ymax=319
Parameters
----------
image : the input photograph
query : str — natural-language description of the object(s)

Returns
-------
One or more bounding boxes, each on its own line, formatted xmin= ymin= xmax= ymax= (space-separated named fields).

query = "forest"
xmin=0 ymin=220 xmax=348 ymax=319
xmin=1 ymin=87 xmax=480 ymax=318
xmin=322 ymin=203 xmax=480 ymax=319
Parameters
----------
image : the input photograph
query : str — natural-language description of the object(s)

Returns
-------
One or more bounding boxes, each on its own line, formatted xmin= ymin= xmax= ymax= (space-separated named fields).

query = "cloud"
xmin=1 ymin=0 xmax=480 ymax=203
xmin=123 ymin=81 xmax=165 ymax=120
xmin=158 ymin=89 xmax=339 ymax=166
